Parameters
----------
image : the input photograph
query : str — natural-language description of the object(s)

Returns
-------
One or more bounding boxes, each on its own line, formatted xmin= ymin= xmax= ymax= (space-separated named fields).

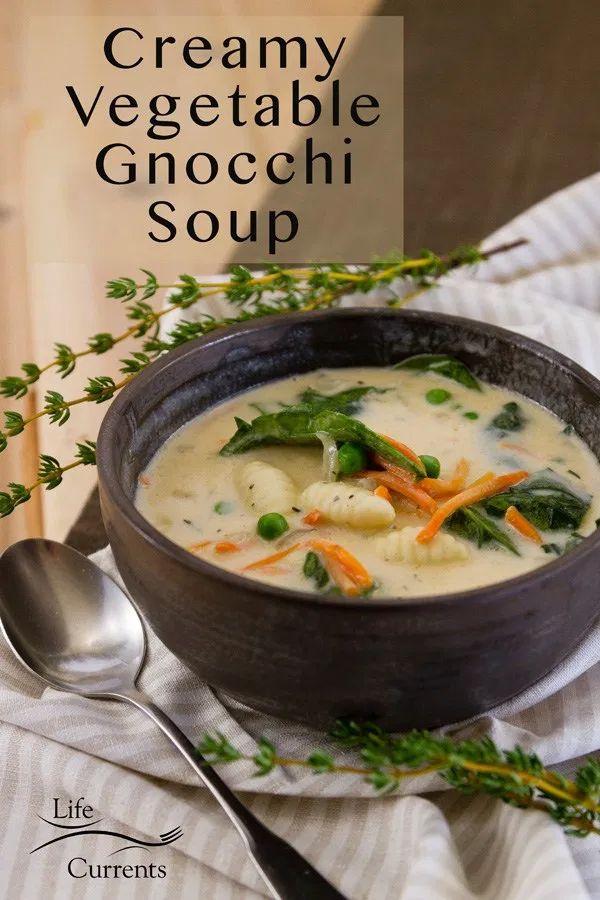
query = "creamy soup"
xmin=136 ymin=359 xmax=600 ymax=598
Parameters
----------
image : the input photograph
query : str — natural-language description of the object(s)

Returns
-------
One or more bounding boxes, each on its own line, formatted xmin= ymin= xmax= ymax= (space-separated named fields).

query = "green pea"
xmin=463 ymin=411 xmax=479 ymax=420
xmin=214 ymin=500 xmax=234 ymax=514
xmin=426 ymin=388 xmax=451 ymax=405
xmin=419 ymin=455 xmax=440 ymax=478
xmin=257 ymin=512 xmax=289 ymax=540
xmin=337 ymin=441 xmax=368 ymax=475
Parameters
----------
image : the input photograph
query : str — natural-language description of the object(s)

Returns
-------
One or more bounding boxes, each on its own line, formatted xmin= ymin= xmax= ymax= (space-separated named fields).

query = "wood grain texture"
xmin=3 ymin=0 xmax=377 ymax=545
xmin=0 ymin=5 xmax=44 ymax=547
xmin=396 ymin=0 xmax=600 ymax=251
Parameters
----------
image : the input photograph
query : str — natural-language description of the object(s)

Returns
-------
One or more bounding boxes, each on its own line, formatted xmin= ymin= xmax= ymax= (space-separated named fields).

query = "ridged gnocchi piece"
xmin=376 ymin=526 xmax=469 ymax=564
xmin=238 ymin=460 xmax=297 ymax=514
xmin=300 ymin=481 xmax=395 ymax=529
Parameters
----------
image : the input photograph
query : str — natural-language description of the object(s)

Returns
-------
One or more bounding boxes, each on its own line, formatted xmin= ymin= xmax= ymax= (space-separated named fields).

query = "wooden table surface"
xmin=67 ymin=0 xmax=600 ymax=553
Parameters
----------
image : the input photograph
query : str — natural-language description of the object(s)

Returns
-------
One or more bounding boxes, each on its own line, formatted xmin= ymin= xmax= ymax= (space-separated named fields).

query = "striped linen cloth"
xmin=4 ymin=174 xmax=600 ymax=899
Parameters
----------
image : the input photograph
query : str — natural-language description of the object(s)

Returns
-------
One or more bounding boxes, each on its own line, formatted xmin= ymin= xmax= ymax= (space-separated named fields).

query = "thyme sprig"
xmin=0 ymin=441 xmax=96 ymax=517
xmin=0 ymin=238 xmax=525 ymax=516
xmin=198 ymin=720 xmax=600 ymax=838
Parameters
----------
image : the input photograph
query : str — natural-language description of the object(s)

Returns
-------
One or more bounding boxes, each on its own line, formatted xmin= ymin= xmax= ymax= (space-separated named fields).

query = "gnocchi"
xmin=375 ymin=526 xmax=469 ymax=565
xmin=300 ymin=481 xmax=395 ymax=528
xmin=238 ymin=460 xmax=297 ymax=514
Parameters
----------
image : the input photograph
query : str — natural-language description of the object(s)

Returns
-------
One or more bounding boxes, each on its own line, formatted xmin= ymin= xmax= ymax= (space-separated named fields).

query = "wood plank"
xmin=14 ymin=0 xmax=377 ymax=539
xmin=0 ymin=3 xmax=44 ymax=547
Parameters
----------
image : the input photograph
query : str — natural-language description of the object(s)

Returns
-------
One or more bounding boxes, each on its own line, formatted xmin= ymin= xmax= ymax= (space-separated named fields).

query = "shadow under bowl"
xmin=97 ymin=308 xmax=600 ymax=729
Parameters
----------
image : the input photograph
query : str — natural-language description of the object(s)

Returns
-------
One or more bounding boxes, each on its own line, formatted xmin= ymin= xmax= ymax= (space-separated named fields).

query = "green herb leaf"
xmin=169 ymin=274 xmax=202 ymax=308
xmin=303 ymin=551 xmax=329 ymax=589
xmin=37 ymin=455 xmax=63 ymax=490
xmin=220 ymin=407 xmax=425 ymax=476
xmin=4 ymin=411 xmax=24 ymax=436
xmin=21 ymin=362 xmax=41 ymax=383
xmin=485 ymin=470 xmax=591 ymax=531
xmin=394 ymin=354 xmax=481 ymax=390
xmin=490 ymin=401 xmax=525 ymax=433
xmin=447 ymin=505 xmax=519 ymax=554
xmin=253 ymin=738 xmax=276 ymax=776
xmin=1 ymin=375 xmax=30 ymax=400
xmin=542 ymin=532 xmax=586 ymax=557
xmin=54 ymin=343 xmax=76 ymax=378
xmin=307 ymin=751 xmax=335 ymax=773
xmin=197 ymin=731 xmax=242 ymax=763
xmin=542 ymin=542 xmax=562 ymax=555
xmin=105 ymin=276 xmax=137 ymax=302
xmin=195 ymin=714 xmax=600 ymax=840
xmin=120 ymin=352 xmax=152 ymax=375
xmin=84 ymin=376 xmax=117 ymax=404
xmin=75 ymin=440 xmax=97 ymax=466
xmin=297 ymin=385 xmax=383 ymax=414
xmin=43 ymin=391 xmax=70 ymax=426
xmin=88 ymin=332 xmax=115 ymax=354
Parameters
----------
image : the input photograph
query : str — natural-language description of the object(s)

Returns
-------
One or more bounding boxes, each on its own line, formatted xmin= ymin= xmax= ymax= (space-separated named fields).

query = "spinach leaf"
xmin=303 ymin=551 xmax=330 ymax=589
xmin=484 ymin=470 xmax=591 ymax=531
xmin=541 ymin=542 xmax=562 ymax=556
xmin=542 ymin=533 xmax=585 ymax=557
xmin=220 ymin=407 xmax=425 ymax=476
xmin=447 ymin=505 xmax=519 ymax=555
xmin=297 ymin=385 xmax=383 ymax=414
xmin=490 ymin=401 xmax=525 ymax=433
xmin=394 ymin=354 xmax=481 ymax=391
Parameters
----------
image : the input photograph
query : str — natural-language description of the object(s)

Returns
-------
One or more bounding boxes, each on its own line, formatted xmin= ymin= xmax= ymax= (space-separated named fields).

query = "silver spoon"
xmin=0 ymin=539 xmax=346 ymax=900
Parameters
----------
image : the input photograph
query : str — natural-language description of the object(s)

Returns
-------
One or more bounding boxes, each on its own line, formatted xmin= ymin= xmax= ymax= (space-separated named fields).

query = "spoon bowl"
xmin=0 ymin=538 xmax=344 ymax=899
xmin=0 ymin=539 xmax=145 ymax=696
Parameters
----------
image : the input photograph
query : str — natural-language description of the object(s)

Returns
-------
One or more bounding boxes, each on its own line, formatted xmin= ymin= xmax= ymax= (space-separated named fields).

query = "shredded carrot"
xmin=372 ymin=453 xmax=415 ymax=483
xmin=366 ymin=470 xmax=437 ymax=514
xmin=214 ymin=541 xmax=242 ymax=554
xmin=303 ymin=509 xmax=322 ymax=525
xmin=310 ymin=538 xmax=373 ymax=596
xmin=244 ymin=542 xmax=303 ymax=571
xmin=378 ymin=434 xmax=422 ymax=468
xmin=416 ymin=470 xmax=529 ymax=543
xmin=188 ymin=540 xmax=212 ymax=553
xmin=505 ymin=505 xmax=543 ymax=544
xmin=323 ymin=555 xmax=362 ymax=596
xmin=421 ymin=458 xmax=470 ymax=497
xmin=469 ymin=471 xmax=496 ymax=488
xmin=374 ymin=484 xmax=392 ymax=502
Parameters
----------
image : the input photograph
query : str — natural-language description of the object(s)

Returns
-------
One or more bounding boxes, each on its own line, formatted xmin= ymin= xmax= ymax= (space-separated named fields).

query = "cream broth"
xmin=136 ymin=366 xmax=600 ymax=598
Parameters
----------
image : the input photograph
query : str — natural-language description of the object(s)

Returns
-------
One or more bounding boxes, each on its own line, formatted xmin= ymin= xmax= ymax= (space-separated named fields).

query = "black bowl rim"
xmin=97 ymin=306 xmax=600 ymax=612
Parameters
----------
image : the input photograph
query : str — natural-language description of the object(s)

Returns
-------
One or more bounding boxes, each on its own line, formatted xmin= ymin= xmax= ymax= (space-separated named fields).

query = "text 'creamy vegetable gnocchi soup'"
xmin=136 ymin=356 xmax=600 ymax=598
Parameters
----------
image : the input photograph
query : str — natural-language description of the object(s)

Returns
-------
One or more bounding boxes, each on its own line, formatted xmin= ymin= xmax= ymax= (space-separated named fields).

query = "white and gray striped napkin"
xmin=4 ymin=174 xmax=600 ymax=899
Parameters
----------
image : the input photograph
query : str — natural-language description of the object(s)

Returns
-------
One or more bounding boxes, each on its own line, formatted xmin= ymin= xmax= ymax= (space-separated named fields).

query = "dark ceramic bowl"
xmin=97 ymin=309 xmax=600 ymax=729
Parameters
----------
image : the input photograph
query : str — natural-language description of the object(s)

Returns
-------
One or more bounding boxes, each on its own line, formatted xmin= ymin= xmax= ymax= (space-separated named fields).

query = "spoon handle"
xmin=117 ymin=689 xmax=346 ymax=900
